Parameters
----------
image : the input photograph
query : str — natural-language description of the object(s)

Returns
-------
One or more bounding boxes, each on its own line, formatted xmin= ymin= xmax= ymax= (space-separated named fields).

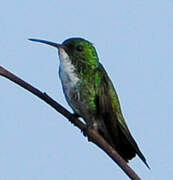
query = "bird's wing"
xmin=97 ymin=63 xmax=132 ymax=140
xmin=96 ymin=63 xmax=150 ymax=168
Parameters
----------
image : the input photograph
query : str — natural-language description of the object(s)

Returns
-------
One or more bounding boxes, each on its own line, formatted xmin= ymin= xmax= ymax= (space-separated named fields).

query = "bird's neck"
xmin=58 ymin=48 xmax=98 ymax=79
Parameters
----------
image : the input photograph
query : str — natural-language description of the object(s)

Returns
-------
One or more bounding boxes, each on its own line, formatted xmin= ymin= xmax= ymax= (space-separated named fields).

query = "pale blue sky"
xmin=0 ymin=1 xmax=172 ymax=179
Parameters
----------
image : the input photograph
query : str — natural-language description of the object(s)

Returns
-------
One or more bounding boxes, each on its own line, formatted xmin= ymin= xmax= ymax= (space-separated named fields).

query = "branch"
xmin=0 ymin=65 xmax=142 ymax=180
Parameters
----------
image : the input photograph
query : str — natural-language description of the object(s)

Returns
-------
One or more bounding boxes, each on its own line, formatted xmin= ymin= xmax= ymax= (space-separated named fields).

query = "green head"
xmin=29 ymin=37 xmax=99 ymax=69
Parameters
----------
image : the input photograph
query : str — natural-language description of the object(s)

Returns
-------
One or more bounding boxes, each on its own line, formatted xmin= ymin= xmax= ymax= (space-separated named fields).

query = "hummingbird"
xmin=29 ymin=37 xmax=150 ymax=169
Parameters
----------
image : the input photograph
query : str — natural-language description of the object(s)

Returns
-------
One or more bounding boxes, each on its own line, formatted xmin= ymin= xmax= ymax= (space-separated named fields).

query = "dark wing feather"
xmin=96 ymin=63 xmax=150 ymax=168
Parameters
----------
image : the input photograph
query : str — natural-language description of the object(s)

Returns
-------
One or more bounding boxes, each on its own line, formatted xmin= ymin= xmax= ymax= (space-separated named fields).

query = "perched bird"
xmin=29 ymin=37 xmax=150 ymax=168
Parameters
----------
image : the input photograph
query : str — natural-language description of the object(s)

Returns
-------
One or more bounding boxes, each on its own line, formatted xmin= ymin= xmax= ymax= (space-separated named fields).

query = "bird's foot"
xmin=73 ymin=113 xmax=80 ymax=119
xmin=82 ymin=123 xmax=98 ymax=142
xmin=82 ymin=125 xmax=90 ymax=137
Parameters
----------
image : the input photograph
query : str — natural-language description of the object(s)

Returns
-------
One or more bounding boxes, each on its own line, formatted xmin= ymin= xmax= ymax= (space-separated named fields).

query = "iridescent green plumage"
xmin=29 ymin=37 xmax=150 ymax=168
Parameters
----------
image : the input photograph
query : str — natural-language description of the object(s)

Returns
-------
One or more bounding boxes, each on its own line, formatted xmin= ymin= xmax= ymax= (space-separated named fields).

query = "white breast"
xmin=58 ymin=48 xmax=80 ymax=96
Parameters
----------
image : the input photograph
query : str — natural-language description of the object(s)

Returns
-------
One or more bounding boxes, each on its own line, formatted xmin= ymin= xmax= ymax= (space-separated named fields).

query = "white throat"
xmin=58 ymin=48 xmax=80 ymax=93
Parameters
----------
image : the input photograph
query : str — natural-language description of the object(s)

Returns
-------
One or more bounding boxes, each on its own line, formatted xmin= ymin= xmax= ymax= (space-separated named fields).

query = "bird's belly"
xmin=59 ymin=65 xmax=96 ymax=126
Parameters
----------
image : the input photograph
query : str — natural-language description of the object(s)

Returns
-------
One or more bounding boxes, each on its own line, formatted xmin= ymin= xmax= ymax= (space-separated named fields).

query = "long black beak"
xmin=28 ymin=38 xmax=62 ymax=48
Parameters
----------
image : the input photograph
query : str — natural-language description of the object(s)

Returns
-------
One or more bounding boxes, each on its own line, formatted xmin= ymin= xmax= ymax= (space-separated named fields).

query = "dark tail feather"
xmin=115 ymin=129 xmax=151 ymax=169
xmin=136 ymin=148 xmax=150 ymax=169
xmin=103 ymin=122 xmax=150 ymax=169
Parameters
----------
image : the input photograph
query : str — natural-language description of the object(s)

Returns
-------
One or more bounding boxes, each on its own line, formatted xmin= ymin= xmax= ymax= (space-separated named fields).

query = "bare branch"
xmin=0 ymin=65 xmax=142 ymax=180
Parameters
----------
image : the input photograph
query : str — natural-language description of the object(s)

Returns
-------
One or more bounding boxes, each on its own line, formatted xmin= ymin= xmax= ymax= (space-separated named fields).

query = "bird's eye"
xmin=76 ymin=45 xmax=83 ymax=52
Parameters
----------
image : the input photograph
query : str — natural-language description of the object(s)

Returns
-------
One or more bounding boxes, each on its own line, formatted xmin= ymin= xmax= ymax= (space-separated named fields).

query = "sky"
xmin=0 ymin=0 xmax=173 ymax=179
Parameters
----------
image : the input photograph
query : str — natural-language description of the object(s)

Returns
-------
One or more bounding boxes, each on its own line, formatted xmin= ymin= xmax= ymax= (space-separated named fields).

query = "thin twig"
xmin=0 ymin=65 xmax=142 ymax=180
